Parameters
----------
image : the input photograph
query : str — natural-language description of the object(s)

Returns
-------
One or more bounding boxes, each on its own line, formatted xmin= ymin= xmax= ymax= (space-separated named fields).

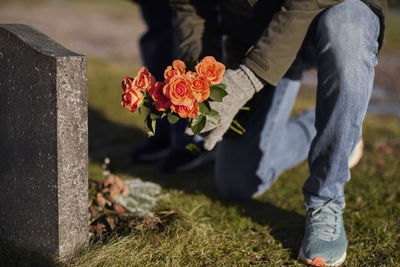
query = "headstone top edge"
xmin=0 ymin=24 xmax=85 ymax=59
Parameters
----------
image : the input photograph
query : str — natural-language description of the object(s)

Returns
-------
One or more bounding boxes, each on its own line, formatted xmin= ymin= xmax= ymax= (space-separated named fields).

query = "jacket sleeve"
xmin=169 ymin=0 xmax=222 ymax=61
xmin=244 ymin=0 xmax=343 ymax=86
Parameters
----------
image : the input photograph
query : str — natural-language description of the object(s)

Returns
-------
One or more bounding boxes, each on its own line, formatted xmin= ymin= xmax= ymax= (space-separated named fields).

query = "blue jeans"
xmin=215 ymin=0 xmax=380 ymax=208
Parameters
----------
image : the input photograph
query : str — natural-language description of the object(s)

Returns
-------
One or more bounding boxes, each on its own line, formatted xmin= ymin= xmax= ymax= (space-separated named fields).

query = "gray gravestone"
xmin=0 ymin=24 xmax=88 ymax=258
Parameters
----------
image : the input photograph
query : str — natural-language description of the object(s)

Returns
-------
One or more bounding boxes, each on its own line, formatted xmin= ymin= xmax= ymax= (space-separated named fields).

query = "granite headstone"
xmin=0 ymin=24 xmax=88 ymax=258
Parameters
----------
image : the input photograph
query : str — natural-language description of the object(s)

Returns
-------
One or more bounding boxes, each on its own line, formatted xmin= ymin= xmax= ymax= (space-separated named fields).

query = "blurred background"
xmin=0 ymin=0 xmax=399 ymax=265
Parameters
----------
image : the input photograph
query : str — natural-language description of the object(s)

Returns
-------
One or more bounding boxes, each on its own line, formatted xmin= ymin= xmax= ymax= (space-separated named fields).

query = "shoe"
xmin=130 ymin=140 xmax=171 ymax=163
xmin=349 ymin=139 xmax=364 ymax=169
xmin=299 ymin=200 xmax=347 ymax=266
xmin=160 ymin=144 xmax=215 ymax=173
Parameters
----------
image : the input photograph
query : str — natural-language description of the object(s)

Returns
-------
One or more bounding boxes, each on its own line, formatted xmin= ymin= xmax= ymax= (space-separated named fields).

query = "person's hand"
xmin=191 ymin=65 xmax=266 ymax=150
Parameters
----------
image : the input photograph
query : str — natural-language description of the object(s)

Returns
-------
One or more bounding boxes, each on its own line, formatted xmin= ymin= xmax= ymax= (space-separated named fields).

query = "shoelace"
xmin=308 ymin=201 xmax=341 ymax=240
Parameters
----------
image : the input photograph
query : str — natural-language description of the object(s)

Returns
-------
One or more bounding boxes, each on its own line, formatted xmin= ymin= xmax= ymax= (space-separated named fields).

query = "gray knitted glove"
xmin=199 ymin=64 xmax=266 ymax=150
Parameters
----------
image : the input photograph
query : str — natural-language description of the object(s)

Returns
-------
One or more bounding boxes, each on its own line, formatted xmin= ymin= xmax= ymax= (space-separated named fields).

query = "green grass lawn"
xmin=61 ymin=58 xmax=400 ymax=266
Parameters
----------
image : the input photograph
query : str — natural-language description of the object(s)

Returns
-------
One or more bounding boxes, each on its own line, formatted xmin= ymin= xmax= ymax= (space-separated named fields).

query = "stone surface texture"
xmin=0 ymin=24 xmax=88 ymax=258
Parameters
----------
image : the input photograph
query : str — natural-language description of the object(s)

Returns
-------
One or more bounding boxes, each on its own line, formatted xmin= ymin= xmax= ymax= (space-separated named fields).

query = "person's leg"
xmin=215 ymin=61 xmax=316 ymax=200
xmin=299 ymin=0 xmax=380 ymax=265
xmin=303 ymin=0 xmax=380 ymax=209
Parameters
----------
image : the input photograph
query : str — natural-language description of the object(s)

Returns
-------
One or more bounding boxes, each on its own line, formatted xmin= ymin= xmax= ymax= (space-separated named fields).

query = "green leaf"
xmin=143 ymin=101 xmax=152 ymax=109
xmin=209 ymin=85 xmax=228 ymax=102
xmin=167 ymin=112 xmax=180 ymax=124
xmin=190 ymin=114 xmax=206 ymax=135
xmin=144 ymin=115 xmax=156 ymax=137
xmin=185 ymin=143 xmax=202 ymax=154
xmin=206 ymin=110 xmax=221 ymax=125
xmin=198 ymin=101 xmax=211 ymax=114
xmin=211 ymin=83 xmax=227 ymax=90
xmin=150 ymin=111 xmax=162 ymax=120
xmin=185 ymin=56 xmax=199 ymax=72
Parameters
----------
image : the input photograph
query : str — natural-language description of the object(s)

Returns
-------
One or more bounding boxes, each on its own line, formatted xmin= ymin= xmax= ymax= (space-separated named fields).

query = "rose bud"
xmin=172 ymin=59 xmax=186 ymax=75
xmin=195 ymin=56 xmax=225 ymax=85
xmin=164 ymin=66 xmax=178 ymax=82
xmin=133 ymin=66 xmax=155 ymax=91
xmin=164 ymin=60 xmax=186 ymax=82
xmin=121 ymin=88 xmax=144 ymax=112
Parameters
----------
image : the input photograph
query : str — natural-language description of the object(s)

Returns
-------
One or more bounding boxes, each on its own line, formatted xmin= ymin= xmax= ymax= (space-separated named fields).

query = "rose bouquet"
xmin=121 ymin=56 xmax=228 ymax=137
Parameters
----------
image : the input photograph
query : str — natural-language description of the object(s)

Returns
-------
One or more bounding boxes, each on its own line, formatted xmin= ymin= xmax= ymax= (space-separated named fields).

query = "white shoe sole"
xmin=349 ymin=139 xmax=364 ymax=169
xmin=299 ymin=246 xmax=346 ymax=266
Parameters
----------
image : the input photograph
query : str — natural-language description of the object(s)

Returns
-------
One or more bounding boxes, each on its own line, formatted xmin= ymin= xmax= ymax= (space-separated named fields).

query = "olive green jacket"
xmin=169 ymin=0 xmax=387 ymax=86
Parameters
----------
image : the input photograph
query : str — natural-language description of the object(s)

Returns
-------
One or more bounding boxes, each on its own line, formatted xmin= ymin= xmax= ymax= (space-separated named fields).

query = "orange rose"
xmin=148 ymin=81 xmax=171 ymax=112
xmin=171 ymin=102 xmax=199 ymax=119
xmin=164 ymin=66 xmax=177 ymax=82
xmin=164 ymin=60 xmax=186 ymax=82
xmin=122 ymin=76 xmax=134 ymax=91
xmin=172 ymin=59 xmax=186 ymax=74
xmin=191 ymin=73 xmax=210 ymax=102
xmin=163 ymin=74 xmax=194 ymax=106
xmin=121 ymin=88 xmax=144 ymax=112
xmin=195 ymin=56 xmax=225 ymax=85
xmin=133 ymin=66 xmax=155 ymax=91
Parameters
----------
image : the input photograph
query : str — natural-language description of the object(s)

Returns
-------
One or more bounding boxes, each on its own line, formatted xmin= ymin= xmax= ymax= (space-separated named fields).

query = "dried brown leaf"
xmin=106 ymin=216 xmax=116 ymax=231
xmin=103 ymin=177 xmax=115 ymax=188
xmin=109 ymin=184 xmax=122 ymax=201
xmin=96 ymin=193 xmax=112 ymax=208
xmin=113 ymin=203 xmax=127 ymax=215
xmin=122 ymin=183 xmax=129 ymax=196
xmin=89 ymin=205 xmax=101 ymax=221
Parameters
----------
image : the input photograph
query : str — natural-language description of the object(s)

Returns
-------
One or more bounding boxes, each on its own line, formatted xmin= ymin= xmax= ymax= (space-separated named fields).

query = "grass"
xmin=382 ymin=8 xmax=400 ymax=52
xmin=59 ymin=58 xmax=400 ymax=266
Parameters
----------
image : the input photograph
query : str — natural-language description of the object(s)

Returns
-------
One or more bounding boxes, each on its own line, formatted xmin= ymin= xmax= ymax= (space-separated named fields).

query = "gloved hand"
xmin=195 ymin=64 xmax=266 ymax=150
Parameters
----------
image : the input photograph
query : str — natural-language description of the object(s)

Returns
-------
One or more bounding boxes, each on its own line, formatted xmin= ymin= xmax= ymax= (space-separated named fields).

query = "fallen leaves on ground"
xmin=88 ymin=177 xmax=177 ymax=240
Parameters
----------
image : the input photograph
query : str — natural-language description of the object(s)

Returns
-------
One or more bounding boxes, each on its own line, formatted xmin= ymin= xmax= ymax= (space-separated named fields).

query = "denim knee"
xmin=316 ymin=0 xmax=380 ymax=59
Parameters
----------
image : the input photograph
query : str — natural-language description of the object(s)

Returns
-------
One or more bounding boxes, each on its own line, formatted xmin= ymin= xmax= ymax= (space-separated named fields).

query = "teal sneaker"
xmin=299 ymin=201 xmax=347 ymax=266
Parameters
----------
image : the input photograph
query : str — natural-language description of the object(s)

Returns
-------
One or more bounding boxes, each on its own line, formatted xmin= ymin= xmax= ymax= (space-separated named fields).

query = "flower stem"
xmin=229 ymin=125 xmax=244 ymax=135
xmin=232 ymin=120 xmax=246 ymax=133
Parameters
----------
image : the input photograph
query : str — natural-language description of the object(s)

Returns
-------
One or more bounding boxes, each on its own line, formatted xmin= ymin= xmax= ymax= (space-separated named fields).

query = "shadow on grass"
xmin=89 ymin=107 xmax=305 ymax=259
xmin=234 ymin=199 xmax=305 ymax=259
